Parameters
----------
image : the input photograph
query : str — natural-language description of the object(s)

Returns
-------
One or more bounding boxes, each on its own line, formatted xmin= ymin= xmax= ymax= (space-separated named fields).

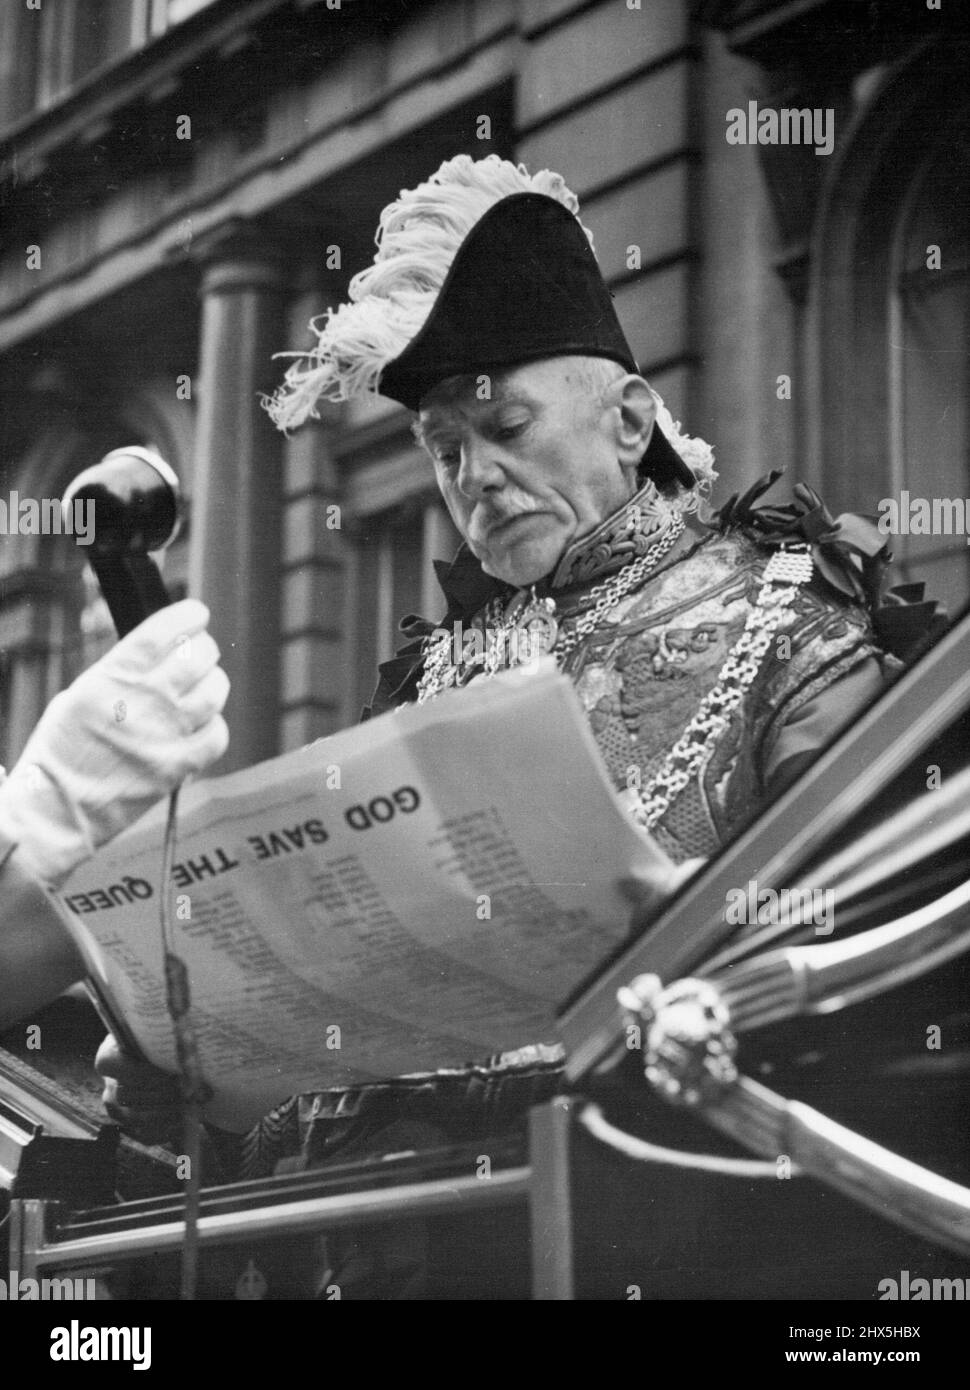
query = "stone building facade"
xmin=0 ymin=0 xmax=966 ymax=770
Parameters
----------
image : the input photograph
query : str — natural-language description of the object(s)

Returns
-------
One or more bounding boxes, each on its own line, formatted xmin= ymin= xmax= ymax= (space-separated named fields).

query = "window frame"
xmin=808 ymin=42 xmax=970 ymax=610
xmin=335 ymin=408 xmax=462 ymax=718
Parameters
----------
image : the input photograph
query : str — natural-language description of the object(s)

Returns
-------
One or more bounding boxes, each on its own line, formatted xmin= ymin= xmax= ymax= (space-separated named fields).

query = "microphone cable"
xmin=158 ymin=784 xmax=210 ymax=1301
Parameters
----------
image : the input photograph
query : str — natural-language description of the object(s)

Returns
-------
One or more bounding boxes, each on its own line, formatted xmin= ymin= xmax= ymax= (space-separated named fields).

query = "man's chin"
xmin=472 ymin=517 xmax=570 ymax=587
xmin=480 ymin=546 xmax=561 ymax=588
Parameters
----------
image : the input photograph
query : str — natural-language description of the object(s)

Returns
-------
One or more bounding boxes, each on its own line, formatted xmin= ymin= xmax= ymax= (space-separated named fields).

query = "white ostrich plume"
xmin=649 ymin=388 xmax=718 ymax=499
xmin=263 ymin=155 xmax=592 ymax=431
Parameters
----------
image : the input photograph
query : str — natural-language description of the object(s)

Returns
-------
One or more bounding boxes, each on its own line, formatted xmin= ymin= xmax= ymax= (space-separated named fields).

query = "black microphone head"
xmin=61 ymin=447 xmax=182 ymax=557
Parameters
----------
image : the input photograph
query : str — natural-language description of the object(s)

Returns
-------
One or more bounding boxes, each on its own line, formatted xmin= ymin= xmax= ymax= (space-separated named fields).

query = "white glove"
xmin=0 ymin=599 xmax=229 ymax=889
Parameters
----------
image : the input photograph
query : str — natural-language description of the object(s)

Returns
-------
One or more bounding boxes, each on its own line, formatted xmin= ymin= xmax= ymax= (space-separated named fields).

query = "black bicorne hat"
xmin=379 ymin=193 xmax=634 ymax=407
xmin=378 ymin=192 xmax=694 ymax=489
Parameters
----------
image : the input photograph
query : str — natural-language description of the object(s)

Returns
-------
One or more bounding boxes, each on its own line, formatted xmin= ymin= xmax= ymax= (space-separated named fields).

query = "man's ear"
xmin=605 ymin=375 xmax=657 ymax=472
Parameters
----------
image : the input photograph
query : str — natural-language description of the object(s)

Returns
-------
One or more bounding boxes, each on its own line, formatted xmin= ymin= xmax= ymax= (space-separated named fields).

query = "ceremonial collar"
xmin=434 ymin=473 xmax=698 ymax=621
xmin=366 ymin=467 xmax=947 ymax=719
xmin=548 ymin=476 xmax=686 ymax=590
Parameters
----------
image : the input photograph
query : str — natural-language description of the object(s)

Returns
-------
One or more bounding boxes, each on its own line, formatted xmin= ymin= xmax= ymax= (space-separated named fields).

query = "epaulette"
xmin=714 ymin=470 xmax=947 ymax=663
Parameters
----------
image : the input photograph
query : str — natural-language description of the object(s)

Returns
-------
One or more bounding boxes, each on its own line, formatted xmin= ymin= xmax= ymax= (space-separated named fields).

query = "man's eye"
xmin=495 ymin=421 xmax=527 ymax=440
xmin=434 ymin=447 xmax=461 ymax=469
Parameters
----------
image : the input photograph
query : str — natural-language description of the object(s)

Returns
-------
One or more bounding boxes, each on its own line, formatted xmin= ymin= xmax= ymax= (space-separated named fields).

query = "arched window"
xmin=810 ymin=45 xmax=970 ymax=615
xmin=888 ymin=115 xmax=970 ymax=610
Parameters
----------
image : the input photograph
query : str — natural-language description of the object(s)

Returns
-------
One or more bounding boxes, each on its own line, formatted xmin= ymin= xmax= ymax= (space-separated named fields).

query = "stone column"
xmin=278 ymin=274 xmax=349 ymax=751
xmin=188 ymin=221 xmax=288 ymax=772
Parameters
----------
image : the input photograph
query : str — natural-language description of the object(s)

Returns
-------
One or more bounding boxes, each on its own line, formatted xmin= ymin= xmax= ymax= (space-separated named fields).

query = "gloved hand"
xmin=95 ymin=1032 xmax=183 ymax=1147
xmin=617 ymin=856 xmax=706 ymax=927
xmin=0 ymin=599 xmax=229 ymax=889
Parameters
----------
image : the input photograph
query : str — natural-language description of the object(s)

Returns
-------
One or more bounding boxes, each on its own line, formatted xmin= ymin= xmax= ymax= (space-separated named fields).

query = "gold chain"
xmin=415 ymin=514 xmax=686 ymax=703
xmin=553 ymin=514 xmax=686 ymax=659
xmin=631 ymin=544 xmax=814 ymax=828
xmin=416 ymin=537 xmax=813 ymax=835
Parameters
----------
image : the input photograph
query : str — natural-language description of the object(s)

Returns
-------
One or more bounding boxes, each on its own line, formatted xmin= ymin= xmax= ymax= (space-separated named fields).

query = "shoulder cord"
xmin=631 ymin=544 xmax=814 ymax=829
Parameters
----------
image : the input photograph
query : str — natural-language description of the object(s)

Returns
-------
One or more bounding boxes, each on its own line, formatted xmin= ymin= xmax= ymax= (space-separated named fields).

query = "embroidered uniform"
xmin=225 ymin=153 xmax=944 ymax=1231
xmin=210 ymin=470 xmax=939 ymax=1186
xmin=367 ymin=467 xmax=935 ymax=854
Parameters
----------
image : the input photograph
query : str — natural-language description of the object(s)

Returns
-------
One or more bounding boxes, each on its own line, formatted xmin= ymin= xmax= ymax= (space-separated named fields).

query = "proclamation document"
xmin=57 ymin=662 xmax=665 ymax=1129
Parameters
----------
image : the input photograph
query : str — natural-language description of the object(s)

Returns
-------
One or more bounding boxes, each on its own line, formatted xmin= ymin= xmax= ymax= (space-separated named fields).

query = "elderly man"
xmin=272 ymin=153 xmax=913 ymax=858
xmin=99 ymin=155 xmax=934 ymax=1181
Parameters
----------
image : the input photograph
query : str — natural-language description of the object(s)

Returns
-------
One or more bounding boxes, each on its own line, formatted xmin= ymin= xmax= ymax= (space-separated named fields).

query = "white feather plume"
xmin=264 ymin=155 xmax=593 ymax=431
xmin=649 ymin=388 xmax=718 ymax=500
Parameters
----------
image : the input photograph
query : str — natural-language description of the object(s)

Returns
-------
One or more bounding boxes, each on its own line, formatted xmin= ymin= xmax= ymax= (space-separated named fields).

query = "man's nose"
xmin=456 ymin=436 xmax=504 ymax=498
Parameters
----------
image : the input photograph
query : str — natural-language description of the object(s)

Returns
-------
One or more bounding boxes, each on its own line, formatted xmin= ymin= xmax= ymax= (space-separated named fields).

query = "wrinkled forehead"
xmin=416 ymin=358 xmax=573 ymax=427
xmin=419 ymin=369 xmax=520 ymax=415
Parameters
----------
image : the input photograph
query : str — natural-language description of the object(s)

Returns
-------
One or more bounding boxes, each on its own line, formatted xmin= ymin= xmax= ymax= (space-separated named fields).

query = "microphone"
xmin=62 ymin=447 xmax=207 ymax=1300
xmin=62 ymin=447 xmax=182 ymax=637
